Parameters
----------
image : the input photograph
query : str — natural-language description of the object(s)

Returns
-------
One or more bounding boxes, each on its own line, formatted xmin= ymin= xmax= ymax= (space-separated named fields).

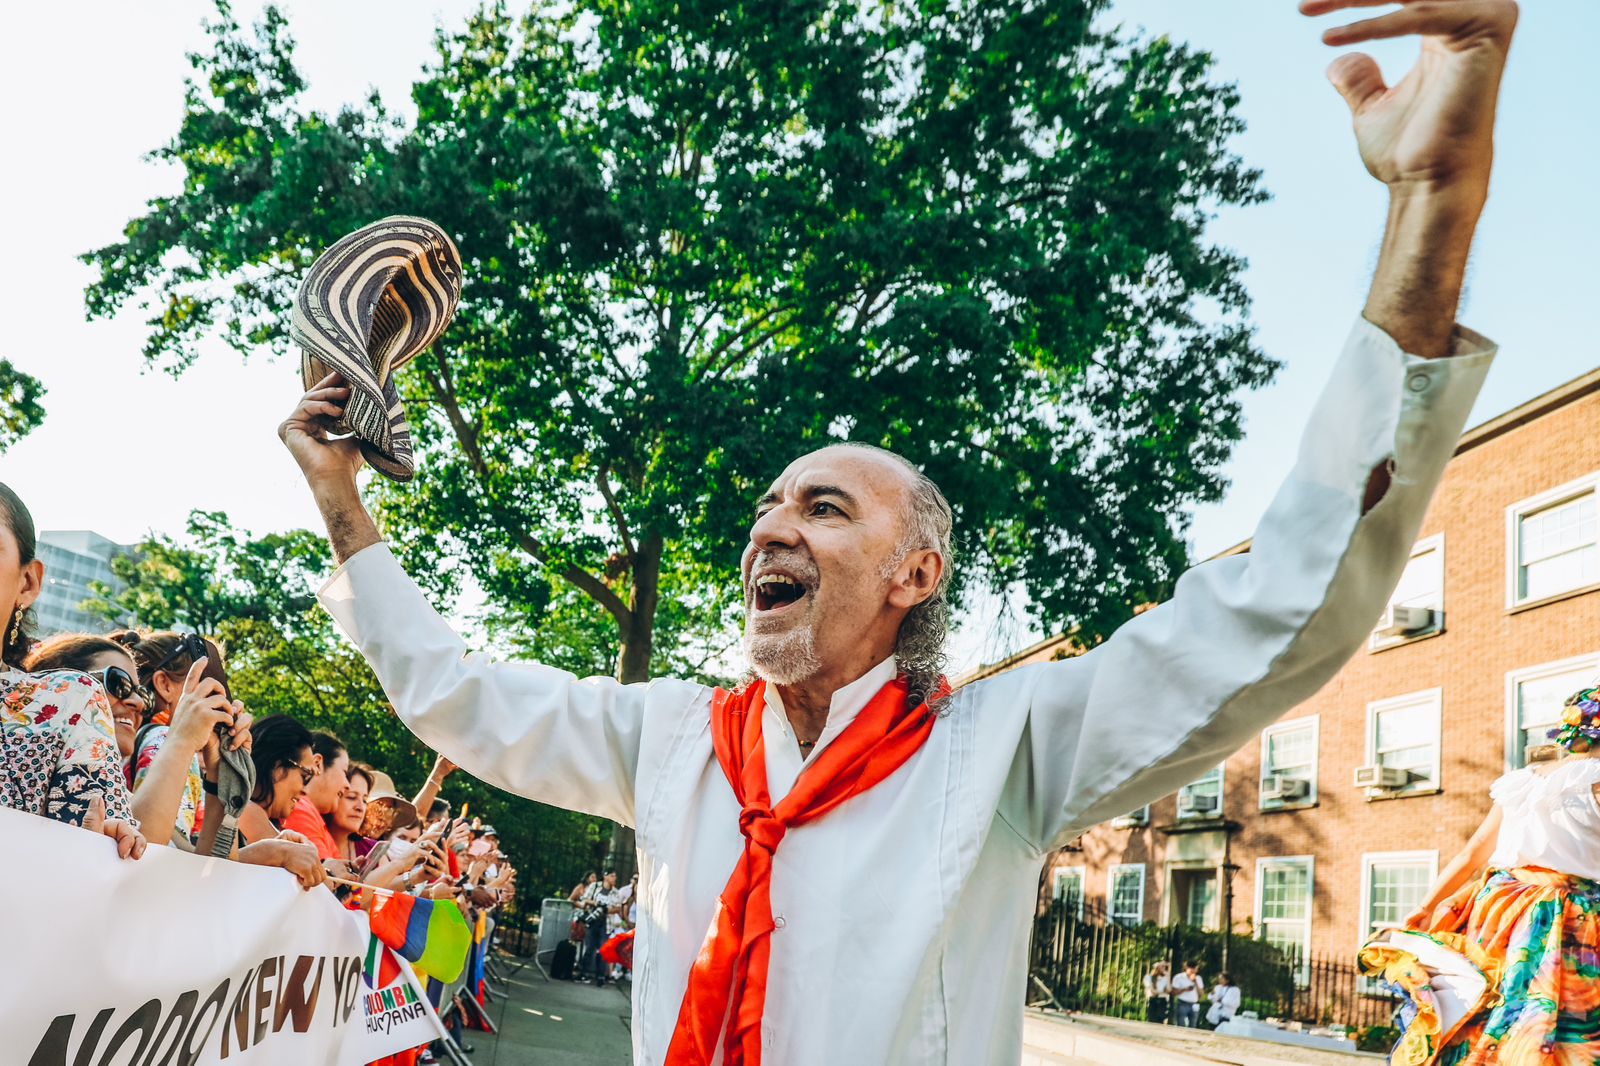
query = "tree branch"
xmin=597 ymin=465 xmax=637 ymax=570
xmin=422 ymin=366 xmax=633 ymax=628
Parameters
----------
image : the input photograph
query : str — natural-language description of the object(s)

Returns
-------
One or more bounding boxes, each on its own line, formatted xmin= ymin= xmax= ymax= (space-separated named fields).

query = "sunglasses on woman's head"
xmin=149 ymin=633 xmax=210 ymax=677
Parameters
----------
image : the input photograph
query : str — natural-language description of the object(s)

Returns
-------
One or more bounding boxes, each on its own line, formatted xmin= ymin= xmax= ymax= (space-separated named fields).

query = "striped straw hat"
xmin=292 ymin=216 xmax=463 ymax=483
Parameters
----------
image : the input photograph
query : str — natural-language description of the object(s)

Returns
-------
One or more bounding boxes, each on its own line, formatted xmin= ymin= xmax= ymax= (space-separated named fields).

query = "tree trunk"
xmin=605 ymin=535 xmax=664 ymax=878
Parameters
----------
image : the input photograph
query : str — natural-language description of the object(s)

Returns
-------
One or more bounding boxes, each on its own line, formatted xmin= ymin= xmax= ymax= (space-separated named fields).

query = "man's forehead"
xmin=762 ymin=447 xmax=912 ymax=504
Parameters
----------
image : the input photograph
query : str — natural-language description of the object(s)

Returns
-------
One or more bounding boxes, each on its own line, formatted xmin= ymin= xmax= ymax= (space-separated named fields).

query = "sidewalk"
xmin=457 ymin=957 xmax=633 ymax=1065
xmin=1024 ymin=1013 xmax=1386 ymax=1066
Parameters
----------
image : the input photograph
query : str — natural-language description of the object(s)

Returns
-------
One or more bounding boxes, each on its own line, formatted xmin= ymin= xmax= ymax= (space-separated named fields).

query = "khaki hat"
xmin=358 ymin=769 xmax=419 ymax=839
xmin=293 ymin=215 xmax=463 ymax=483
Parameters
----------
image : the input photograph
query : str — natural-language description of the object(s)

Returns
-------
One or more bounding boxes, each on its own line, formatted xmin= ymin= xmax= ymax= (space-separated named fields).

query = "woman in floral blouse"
xmin=0 ymin=483 xmax=144 ymax=858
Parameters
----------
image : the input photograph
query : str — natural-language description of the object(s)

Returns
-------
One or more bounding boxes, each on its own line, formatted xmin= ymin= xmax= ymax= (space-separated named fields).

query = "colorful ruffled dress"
xmin=1360 ymin=757 xmax=1600 ymax=1065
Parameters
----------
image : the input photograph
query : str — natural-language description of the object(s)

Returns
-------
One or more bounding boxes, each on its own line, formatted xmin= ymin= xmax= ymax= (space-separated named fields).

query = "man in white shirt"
xmin=1171 ymin=961 xmax=1204 ymax=1028
xmin=281 ymin=4 xmax=1516 ymax=1063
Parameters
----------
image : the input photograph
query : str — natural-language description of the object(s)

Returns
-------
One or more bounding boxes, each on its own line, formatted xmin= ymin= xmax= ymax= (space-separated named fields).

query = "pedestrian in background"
xmin=1170 ymin=961 xmax=1204 ymax=1027
xmin=1205 ymin=972 xmax=1241 ymax=1028
xmin=1142 ymin=961 xmax=1170 ymax=1024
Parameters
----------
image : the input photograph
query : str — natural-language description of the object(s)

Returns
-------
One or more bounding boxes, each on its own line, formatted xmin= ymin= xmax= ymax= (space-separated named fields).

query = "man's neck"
xmin=774 ymin=654 xmax=894 ymax=742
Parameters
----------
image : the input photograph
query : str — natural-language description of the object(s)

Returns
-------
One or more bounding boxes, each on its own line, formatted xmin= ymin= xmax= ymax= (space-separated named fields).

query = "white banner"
xmin=0 ymin=805 xmax=448 ymax=1065
xmin=347 ymin=914 xmax=452 ymax=1061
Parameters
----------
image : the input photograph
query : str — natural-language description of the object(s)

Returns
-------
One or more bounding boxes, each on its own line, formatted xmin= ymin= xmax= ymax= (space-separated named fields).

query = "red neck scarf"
xmin=665 ymin=674 xmax=945 ymax=1066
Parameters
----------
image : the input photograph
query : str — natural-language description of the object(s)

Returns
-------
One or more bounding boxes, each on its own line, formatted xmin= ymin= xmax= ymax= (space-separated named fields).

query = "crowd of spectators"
xmin=0 ymin=481 xmax=517 ymax=1063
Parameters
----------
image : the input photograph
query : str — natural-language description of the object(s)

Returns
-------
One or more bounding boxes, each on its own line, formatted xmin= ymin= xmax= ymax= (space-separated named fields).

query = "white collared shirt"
xmin=320 ymin=319 xmax=1493 ymax=1065
xmin=761 ymin=655 xmax=900 ymax=800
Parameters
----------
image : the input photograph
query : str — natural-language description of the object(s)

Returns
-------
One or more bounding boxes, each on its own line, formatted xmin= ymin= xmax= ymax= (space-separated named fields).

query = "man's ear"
xmin=887 ymin=548 xmax=943 ymax=609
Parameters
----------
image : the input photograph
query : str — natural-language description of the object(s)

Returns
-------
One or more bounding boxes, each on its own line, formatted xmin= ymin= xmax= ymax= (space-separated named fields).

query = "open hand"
xmin=1303 ymin=0 xmax=1518 ymax=195
xmin=84 ymin=795 xmax=147 ymax=860
xmin=278 ymin=372 xmax=365 ymax=489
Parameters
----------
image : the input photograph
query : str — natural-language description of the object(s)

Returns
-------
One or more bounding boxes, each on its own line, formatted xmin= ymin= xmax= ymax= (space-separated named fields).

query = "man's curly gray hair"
xmin=837 ymin=444 xmax=955 ymax=712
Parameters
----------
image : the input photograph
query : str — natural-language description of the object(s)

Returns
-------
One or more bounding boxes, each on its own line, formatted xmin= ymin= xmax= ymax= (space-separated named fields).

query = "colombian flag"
xmin=370 ymin=892 xmax=471 ymax=983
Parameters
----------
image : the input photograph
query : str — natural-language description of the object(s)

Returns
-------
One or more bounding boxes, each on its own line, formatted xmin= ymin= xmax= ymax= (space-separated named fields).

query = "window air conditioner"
xmin=1374 ymin=604 xmax=1436 ymax=638
xmin=1260 ymin=774 xmax=1310 ymax=802
xmin=1177 ymin=792 xmax=1220 ymax=816
xmin=1353 ymin=764 xmax=1413 ymax=789
xmin=1109 ymin=812 xmax=1146 ymax=829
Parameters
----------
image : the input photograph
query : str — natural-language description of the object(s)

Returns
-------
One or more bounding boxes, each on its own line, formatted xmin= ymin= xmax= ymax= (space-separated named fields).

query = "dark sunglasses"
xmin=149 ymin=633 xmax=210 ymax=678
xmin=92 ymin=665 xmax=149 ymax=705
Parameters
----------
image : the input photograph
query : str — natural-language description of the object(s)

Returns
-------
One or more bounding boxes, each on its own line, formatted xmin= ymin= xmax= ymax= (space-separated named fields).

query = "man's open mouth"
xmin=753 ymin=572 xmax=810 ymax=613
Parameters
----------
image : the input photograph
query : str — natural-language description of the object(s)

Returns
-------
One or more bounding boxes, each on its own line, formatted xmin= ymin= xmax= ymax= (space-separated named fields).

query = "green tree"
xmin=0 ymin=360 xmax=46 ymax=455
xmin=85 ymin=1 xmax=1274 ymax=864
xmin=85 ymin=511 xmax=613 ymax=901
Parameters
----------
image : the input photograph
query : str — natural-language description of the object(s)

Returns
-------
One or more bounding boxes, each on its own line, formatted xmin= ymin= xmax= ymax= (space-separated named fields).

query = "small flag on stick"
xmin=370 ymin=892 xmax=471 ymax=983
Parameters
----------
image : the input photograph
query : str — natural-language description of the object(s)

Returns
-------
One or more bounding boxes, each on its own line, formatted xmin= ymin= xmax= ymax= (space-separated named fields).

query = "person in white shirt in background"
xmin=1142 ymin=961 xmax=1171 ymax=1024
xmin=1171 ymin=961 xmax=1205 ymax=1028
xmin=281 ymin=4 xmax=1517 ymax=1063
xmin=1206 ymin=972 xmax=1242 ymax=1029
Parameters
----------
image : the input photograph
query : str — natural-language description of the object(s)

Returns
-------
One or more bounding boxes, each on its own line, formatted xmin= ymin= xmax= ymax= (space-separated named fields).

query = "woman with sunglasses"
xmin=0 ymin=484 xmax=143 ymax=859
xmin=26 ymin=633 xmax=247 ymax=851
xmin=111 ymin=631 xmax=253 ymax=845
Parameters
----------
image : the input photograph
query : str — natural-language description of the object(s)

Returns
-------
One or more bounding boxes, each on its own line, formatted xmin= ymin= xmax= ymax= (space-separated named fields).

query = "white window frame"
xmin=1259 ymin=716 xmax=1319 ymax=811
xmin=1359 ymin=850 xmax=1438 ymax=993
xmin=1505 ymin=653 xmax=1600 ymax=770
xmin=1110 ymin=806 xmax=1149 ymax=828
xmin=1052 ymin=865 xmax=1086 ymax=919
xmin=1254 ymin=856 xmax=1314 ymax=982
xmin=1366 ymin=689 xmax=1443 ymax=796
xmin=1370 ymin=534 xmax=1445 ymax=651
xmin=1506 ymin=471 xmax=1600 ymax=609
xmin=1177 ymin=764 xmax=1226 ymax=820
xmin=1108 ymin=863 xmax=1146 ymax=927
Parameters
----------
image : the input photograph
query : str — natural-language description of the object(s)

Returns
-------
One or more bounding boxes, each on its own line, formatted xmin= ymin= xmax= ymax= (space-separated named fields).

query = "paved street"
xmin=457 ymin=958 xmax=634 ymax=1065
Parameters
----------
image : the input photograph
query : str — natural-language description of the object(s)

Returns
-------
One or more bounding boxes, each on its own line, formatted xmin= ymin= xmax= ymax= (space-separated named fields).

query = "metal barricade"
xmin=539 ymin=897 xmax=576 ymax=961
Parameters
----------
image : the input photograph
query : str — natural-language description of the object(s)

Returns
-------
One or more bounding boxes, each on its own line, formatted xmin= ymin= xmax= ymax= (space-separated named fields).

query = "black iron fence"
xmin=1028 ymin=898 xmax=1398 ymax=1033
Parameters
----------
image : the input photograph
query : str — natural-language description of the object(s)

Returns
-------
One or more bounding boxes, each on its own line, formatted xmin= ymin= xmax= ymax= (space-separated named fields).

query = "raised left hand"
xmin=1303 ymin=0 xmax=1518 ymax=195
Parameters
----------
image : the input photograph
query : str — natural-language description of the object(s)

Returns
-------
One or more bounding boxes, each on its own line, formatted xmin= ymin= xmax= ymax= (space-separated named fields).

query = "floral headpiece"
xmin=1546 ymin=686 xmax=1600 ymax=753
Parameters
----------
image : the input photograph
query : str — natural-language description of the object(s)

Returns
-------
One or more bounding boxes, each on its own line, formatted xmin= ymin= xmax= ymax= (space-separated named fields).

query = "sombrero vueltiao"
xmin=292 ymin=216 xmax=463 ymax=483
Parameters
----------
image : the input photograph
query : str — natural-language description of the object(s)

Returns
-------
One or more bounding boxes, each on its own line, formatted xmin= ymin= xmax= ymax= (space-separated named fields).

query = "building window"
xmin=1508 ymin=473 xmax=1599 ymax=607
xmin=1109 ymin=864 xmax=1145 ymax=927
xmin=1177 ymin=765 xmax=1224 ymax=819
xmin=1053 ymin=866 xmax=1086 ymax=919
xmin=1361 ymin=851 xmax=1438 ymax=989
xmin=1371 ymin=536 xmax=1444 ymax=650
xmin=1507 ymin=655 xmax=1600 ymax=768
xmin=1256 ymin=857 xmax=1313 ymax=979
xmin=1366 ymin=690 xmax=1443 ymax=795
xmin=1260 ymin=717 xmax=1319 ymax=810
xmin=1110 ymin=806 xmax=1149 ymax=829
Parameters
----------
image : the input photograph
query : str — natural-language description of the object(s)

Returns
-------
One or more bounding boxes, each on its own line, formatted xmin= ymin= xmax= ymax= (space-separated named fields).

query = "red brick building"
xmin=971 ymin=366 xmax=1600 ymax=964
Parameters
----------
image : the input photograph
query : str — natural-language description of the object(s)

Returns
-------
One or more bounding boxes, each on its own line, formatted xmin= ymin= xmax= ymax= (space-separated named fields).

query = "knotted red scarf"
xmin=664 ymin=674 xmax=945 ymax=1066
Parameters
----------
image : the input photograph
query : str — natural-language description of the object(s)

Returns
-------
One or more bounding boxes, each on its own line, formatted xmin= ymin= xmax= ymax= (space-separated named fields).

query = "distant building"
xmin=968 ymin=364 xmax=1600 ymax=966
xmin=33 ymin=530 xmax=136 ymax=636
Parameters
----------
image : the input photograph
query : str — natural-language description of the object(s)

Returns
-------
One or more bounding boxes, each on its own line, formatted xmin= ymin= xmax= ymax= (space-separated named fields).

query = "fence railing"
xmin=1028 ymin=898 xmax=1398 ymax=1033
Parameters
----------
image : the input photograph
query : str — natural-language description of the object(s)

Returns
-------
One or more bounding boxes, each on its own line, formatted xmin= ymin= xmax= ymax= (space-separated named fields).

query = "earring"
xmin=6 ymin=609 xmax=20 ymax=649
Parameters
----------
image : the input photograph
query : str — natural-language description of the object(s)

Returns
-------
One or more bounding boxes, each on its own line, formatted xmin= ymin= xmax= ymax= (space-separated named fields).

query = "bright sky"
xmin=1 ymin=1 xmax=1592 ymax=674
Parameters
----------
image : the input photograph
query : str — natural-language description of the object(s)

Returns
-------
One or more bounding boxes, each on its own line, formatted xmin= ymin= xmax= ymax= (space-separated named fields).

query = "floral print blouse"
xmin=0 ymin=668 xmax=137 ymax=826
xmin=130 ymin=725 xmax=203 ymax=840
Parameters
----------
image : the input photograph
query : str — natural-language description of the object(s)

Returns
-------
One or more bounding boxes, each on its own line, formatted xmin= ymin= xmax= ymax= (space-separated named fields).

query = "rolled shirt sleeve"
xmin=318 ymin=546 xmax=695 ymax=827
xmin=998 ymin=317 xmax=1496 ymax=850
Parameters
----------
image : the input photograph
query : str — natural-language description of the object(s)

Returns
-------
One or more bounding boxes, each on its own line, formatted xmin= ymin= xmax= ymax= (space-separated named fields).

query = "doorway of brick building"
xmin=1169 ymin=866 xmax=1221 ymax=930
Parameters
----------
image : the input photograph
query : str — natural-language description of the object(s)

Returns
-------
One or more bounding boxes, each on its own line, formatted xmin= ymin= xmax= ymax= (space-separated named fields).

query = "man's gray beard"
xmin=742 ymin=623 xmax=821 ymax=686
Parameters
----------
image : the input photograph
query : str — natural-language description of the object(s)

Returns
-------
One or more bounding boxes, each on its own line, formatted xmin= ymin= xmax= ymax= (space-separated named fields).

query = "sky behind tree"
xmin=2 ymin=1 xmax=1592 ymax=672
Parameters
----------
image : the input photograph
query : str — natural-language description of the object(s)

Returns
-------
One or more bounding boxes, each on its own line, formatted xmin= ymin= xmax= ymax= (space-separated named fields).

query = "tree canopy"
xmin=84 ymin=0 xmax=1272 ymax=679
xmin=0 ymin=361 xmax=45 ymax=455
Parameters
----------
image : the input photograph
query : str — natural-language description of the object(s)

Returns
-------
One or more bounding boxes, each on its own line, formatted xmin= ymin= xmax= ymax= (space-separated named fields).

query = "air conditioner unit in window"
xmin=1260 ymin=774 xmax=1310 ymax=802
xmin=1374 ymin=604 xmax=1437 ymax=638
xmin=1178 ymin=792 xmax=1220 ymax=816
xmin=1353 ymin=764 xmax=1413 ymax=789
xmin=1109 ymin=812 xmax=1146 ymax=829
